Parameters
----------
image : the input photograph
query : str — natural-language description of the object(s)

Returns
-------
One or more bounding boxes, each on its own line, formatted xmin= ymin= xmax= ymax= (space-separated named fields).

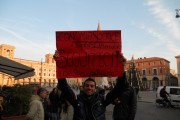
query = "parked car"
xmin=156 ymin=86 xmax=180 ymax=107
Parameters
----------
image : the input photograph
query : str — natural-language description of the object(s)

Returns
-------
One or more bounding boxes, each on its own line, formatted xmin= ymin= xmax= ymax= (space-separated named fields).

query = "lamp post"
xmin=175 ymin=9 xmax=180 ymax=18
xmin=40 ymin=58 xmax=42 ymax=86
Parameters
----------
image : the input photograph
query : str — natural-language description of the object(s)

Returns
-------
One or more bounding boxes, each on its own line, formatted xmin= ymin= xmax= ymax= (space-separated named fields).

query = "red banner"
xmin=56 ymin=30 xmax=123 ymax=78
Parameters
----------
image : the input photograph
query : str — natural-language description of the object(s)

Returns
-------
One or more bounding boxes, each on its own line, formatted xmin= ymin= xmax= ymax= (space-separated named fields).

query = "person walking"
xmin=26 ymin=87 xmax=47 ymax=120
xmin=112 ymin=80 xmax=137 ymax=120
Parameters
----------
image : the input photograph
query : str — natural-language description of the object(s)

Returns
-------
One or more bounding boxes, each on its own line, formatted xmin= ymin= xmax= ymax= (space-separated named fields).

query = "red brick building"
xmin=124 ymin=57 xmax=177 ymax=90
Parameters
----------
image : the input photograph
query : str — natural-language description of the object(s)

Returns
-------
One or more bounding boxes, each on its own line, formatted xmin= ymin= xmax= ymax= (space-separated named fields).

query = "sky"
xmin=0 ymin=0 xmax=180 ymax=72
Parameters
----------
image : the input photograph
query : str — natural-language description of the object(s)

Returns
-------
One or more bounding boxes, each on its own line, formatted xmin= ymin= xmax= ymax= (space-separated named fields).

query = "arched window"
xmin=6 ymin=50 xmax=10 ymax=57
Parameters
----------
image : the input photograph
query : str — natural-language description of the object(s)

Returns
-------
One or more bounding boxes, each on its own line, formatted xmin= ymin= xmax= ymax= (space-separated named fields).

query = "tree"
xmin=2 ymin=84 xmax=33 ymax=116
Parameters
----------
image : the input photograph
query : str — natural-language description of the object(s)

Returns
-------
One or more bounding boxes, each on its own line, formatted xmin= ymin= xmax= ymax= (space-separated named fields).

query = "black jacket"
xmin=49 ymin=90 xmax=61 ymax=113
xmin=112 ymin=86 xmax=137 ymax=120
xmin=57 ymin=75 xmax=126 ymax=120
xmin=73 ymin=92 xmax=106 ymax=120
xmin=160 ymin=88 xmax=168 ymax=98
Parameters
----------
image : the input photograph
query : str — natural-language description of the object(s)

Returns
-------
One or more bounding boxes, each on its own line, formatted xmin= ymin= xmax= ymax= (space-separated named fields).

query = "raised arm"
xmin=54 ymin=50 xmax=76 ymax=106
xmin=57 ymin=78 xmax=76 ymax=106
xmin=104 ymin=72 xmax=126 ymax=106
xmin=104 ymin=54 xmax=127 ymax=106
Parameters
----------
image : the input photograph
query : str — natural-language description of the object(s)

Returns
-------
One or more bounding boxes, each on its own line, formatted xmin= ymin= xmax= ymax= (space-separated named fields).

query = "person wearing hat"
xmin=26 ymin=87 xmax=47 ymax=120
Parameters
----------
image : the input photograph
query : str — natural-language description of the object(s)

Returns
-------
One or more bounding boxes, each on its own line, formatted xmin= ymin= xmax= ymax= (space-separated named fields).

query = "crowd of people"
xmin=25 ymin=51 xmax=138 ymax=120
xmin=25 ymin=87 xmax=73 ymax=120
xmin=26 ymin=76 xmax=137 ymax=120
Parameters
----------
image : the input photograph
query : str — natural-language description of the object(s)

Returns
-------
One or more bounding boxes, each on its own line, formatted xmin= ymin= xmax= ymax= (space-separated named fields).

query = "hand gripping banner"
xmin=56 ymin=30 xmax=123 ymax=78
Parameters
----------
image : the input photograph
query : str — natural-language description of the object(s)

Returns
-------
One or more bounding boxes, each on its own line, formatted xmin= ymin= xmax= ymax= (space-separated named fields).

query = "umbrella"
xmin=0 ymin=56 xmax=35 ymax=79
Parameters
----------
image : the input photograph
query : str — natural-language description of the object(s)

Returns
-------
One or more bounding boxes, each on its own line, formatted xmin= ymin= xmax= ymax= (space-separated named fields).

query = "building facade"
xmin=0 ymin=44 xmax=178 ymax=89
xmin=0 ymin=44 xmax=57 ymax=87
xmin=124 ymin=57 xmax=178 ymax=90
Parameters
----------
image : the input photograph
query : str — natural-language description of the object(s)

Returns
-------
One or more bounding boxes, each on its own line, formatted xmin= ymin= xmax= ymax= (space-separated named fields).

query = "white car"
xmin=156 ymin=86 xmax=180 ymax=107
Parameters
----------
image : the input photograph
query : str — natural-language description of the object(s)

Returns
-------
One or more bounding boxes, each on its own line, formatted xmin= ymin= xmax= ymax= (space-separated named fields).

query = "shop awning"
xmin=0 ymin=56 xmax=35 ymax=79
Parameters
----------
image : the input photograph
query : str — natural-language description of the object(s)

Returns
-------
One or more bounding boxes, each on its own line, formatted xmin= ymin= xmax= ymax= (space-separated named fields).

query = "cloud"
xmin=144 ymin=0 xmax=180 ymax=55
xmin=0 ymin=26 xmax=44 ymax=49
xmin=140 ymin=24 xmax=180 ymax=55
xmin=139 ymin=21 xmax=179 ymax=71
xmin=143 ymin=0 xmax=180 ymax=54
xmin=0 ymin=26 xmax=55 ymax=61
xmin=145 ymin=0 xmax=180 ymax=39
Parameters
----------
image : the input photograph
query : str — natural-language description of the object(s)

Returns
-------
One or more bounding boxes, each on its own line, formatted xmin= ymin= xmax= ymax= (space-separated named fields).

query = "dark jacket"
xmin=73 ymin=92 xmax=106 ymax=120
xmin=57 ymin=75 xmax=126 ymax=120
xmin=160 ymin=88 xmax=168 ymax=98
xmin=49 ymin=89 xmax=61 ymax=113
xmin=113 ymin=85 xmax=137 ymax=120
xmin=43 ymin=98 xmax=50 ymax=120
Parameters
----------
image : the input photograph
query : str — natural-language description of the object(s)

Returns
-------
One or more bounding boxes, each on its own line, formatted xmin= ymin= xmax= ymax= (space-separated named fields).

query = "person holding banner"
xmin=54 ymin=51 xmax=127 ymax=120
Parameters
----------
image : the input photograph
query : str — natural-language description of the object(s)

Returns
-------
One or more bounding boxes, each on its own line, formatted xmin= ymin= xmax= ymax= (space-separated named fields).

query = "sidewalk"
xmin=138 ymin=91 xmax=156 ymax=103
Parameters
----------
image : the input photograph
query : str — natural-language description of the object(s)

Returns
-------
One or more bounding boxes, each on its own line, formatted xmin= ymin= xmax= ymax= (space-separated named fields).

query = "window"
xmin=7 ymin=50 xmax=10 ymax=57
xmin=142 ymin=70 xmax=146 ymax=75
xmin=160 ymin=68 xmax=162 ymax=74
xmin=170 ymin=88 xmax=180 ymax=95
xmin=153 ymin=69 xmax=157 ymax=75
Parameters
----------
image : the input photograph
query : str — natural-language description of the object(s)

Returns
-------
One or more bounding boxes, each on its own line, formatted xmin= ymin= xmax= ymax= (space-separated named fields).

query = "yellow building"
xmin=0 ymin=44 xmax=57 ymax=87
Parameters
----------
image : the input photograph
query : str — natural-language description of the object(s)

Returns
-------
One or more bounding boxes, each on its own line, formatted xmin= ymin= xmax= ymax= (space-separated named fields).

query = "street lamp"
xmin=175 ymin=9 xmax=180 ymax=18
